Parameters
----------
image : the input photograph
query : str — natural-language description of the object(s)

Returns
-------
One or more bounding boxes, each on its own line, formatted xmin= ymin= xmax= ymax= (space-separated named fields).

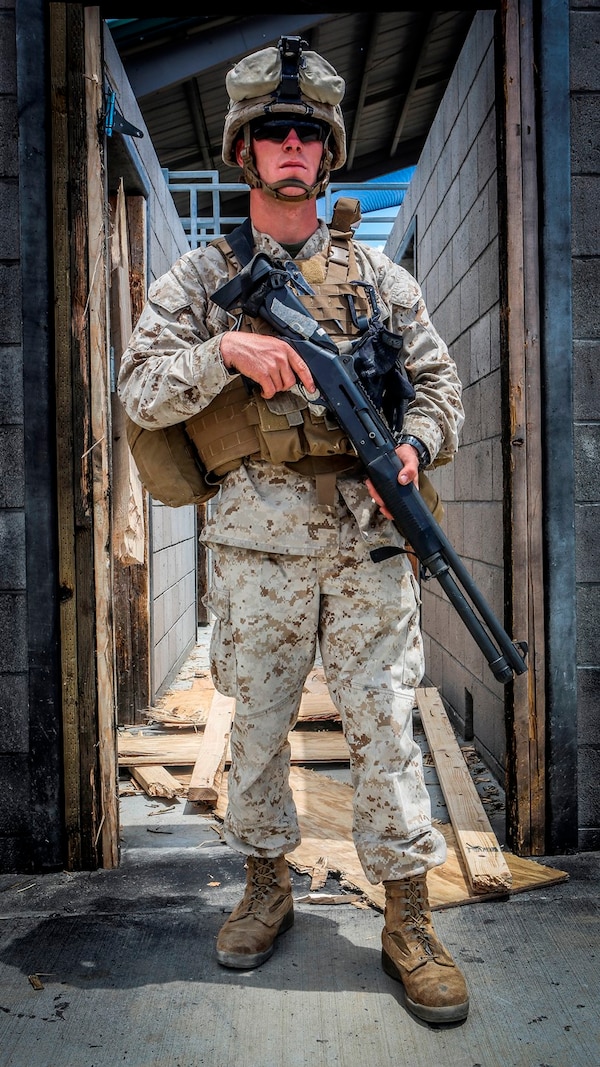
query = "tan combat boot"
xmin=216 ymin=855 xmax=294 ymax=969
xmin=382 ymin=874 xmax=469 ymax=1024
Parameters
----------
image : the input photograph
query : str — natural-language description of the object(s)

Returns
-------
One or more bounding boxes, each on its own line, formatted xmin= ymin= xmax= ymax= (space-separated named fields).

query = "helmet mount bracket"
xmin=276 ymin=36 xmax=307 ymax=104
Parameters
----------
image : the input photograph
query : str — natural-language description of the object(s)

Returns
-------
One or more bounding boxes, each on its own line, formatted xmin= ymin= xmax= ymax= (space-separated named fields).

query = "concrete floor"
xmin=0 ymin=632 xmax=598 ymax=1067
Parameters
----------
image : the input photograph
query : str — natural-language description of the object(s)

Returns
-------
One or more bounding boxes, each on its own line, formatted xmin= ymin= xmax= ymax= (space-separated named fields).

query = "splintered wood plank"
xmin=188 ymin=692 xmax=234 ymax=802
xmin=129 ymin=765 xmax=187 ymax=799
xmin=118 ymin=733 xmax=204 ymax=765
xmin=309 ymin=855 xmax=329 ymax=891
xmin=143 ymin=705 xmax=211 ymax=728
xmin=416 ymin=687 xmax=512 ymax=893
xmin=118 ymin=724 xmax=349 ymax=766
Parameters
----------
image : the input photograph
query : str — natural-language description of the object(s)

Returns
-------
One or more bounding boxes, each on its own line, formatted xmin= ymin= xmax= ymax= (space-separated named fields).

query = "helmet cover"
xmin=222 ymin=37 xmax=347 ymax=177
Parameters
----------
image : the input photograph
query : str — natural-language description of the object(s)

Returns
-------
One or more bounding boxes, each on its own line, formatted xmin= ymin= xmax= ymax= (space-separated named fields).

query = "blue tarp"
xmin=318 ymin=166 xmax=416 ymax=217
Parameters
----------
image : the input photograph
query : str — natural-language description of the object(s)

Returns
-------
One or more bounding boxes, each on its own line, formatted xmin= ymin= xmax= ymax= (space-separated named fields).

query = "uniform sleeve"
xmin=116 ymin=246 xmax=234 ymax=429
xmin=354 ymin=245 xmax=465 ymax=466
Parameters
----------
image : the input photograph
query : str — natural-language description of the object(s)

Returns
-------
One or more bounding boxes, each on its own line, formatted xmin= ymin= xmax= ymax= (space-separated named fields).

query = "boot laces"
xmin=400 ymin=879 xmax=437 ymax=957
xmin=246 ymin=858 xmax=279 ymax=913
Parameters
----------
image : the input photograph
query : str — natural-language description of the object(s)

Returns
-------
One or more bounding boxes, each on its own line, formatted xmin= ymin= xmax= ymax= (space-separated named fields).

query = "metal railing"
xmin=165 ymin=170 xmax=409 ymax=249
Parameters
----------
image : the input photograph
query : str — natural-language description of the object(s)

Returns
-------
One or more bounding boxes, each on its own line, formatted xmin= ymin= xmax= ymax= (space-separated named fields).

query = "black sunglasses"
xmin=251 ymin=119 xmax=328 ymax=144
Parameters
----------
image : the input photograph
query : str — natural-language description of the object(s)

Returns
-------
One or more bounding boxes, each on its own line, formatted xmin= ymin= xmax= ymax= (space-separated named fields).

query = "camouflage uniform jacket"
xmin=117 ymin=221 xmax=464 ymax=557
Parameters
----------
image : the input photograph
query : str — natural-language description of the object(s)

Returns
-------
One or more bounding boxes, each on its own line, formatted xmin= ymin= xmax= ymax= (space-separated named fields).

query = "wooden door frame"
xmin=497 ymin=0 xmax=574 ymax=855
xmin=50 ymin=3 xmax=118 ymax=869
xmin=498 ymin=0 xmax=578 ymax=855
xmin=109 ymin=185 xmax=151 ymax=728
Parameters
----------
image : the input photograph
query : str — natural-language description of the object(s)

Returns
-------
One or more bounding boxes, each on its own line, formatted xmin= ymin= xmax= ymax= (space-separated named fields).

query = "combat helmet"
xmin=222 ymin=35 xmax=346 ymax=201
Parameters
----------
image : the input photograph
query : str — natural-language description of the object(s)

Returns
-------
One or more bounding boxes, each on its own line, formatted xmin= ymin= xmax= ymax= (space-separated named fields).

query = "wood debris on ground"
xmin=118 ymin=667 xmax=569 ymax=910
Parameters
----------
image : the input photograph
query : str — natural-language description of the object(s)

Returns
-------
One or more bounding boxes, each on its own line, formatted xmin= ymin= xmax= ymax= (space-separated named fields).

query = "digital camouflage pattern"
xmin=118 ymin=220 xmax=464 ymax=880
xmin=207 ymin=532 xmax=446 ymax=883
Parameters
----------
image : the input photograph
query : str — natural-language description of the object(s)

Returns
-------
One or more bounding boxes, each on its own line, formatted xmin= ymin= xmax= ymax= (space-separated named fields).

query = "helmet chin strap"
xmin=261 ymin=177 xmax=321 ymax=202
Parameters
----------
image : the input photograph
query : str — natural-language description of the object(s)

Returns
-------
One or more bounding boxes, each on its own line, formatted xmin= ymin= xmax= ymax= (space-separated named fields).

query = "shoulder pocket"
xmin=148 ymin=274 xmax=192 ymax=316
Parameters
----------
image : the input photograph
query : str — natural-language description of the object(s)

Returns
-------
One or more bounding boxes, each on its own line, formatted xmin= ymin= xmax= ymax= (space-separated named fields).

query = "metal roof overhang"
xmin=103 ymin=8 xmax=492 ymax=200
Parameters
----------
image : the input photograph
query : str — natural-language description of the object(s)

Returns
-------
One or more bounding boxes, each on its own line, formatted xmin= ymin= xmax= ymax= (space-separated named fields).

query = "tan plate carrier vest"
xmin=184 ymin=221 xmax=370 ymax=505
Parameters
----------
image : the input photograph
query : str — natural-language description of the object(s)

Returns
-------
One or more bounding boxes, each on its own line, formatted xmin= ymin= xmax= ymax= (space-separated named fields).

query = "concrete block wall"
xmin=386 ymin=11 xmax=506 ymax=777
xmin=570 ymin=1 xmax=600 ymax=847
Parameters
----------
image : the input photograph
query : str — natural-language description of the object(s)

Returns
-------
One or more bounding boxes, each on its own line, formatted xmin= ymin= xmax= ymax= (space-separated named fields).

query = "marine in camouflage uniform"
xmin=118 ymin=36 xmax=469 ymax=1025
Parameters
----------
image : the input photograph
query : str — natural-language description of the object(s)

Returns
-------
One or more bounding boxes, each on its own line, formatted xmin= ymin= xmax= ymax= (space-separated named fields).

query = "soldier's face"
xmin=239 ymin=126 xmax=324 ymax=197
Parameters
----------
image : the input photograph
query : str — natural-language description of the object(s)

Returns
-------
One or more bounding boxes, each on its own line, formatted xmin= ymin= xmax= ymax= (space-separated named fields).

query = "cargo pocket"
xmin=402 ymin=569 xmax=425 ymax=688
xmin=203 ymin=585 xmax=237 ymax=697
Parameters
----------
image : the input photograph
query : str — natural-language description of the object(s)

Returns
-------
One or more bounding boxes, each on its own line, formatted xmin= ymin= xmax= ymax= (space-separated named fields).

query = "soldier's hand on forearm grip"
xmin=366 ymin=444 xmax=419 ymax=520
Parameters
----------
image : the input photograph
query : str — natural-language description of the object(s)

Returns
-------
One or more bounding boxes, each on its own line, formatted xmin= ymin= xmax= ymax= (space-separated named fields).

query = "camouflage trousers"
xmin=205 ymin=520 xmax=447 ymax=884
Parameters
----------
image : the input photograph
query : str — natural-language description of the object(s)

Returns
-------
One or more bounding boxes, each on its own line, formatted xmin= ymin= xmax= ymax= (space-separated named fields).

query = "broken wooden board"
xmin=416 ymin=687 xmax=512 ymax=894
xmin=214 ymin=766 xmax=568 ymax=912
xmin=118 ymin=732 xmax=204 ymax=766
xmin=129 ymin=765 xmax=186 ymax=799
xmin=309 ymin=854 xmax=330 ymax=891
xmin=118 ymin=726 xmax=350 ymax=767
xmin=143 ymin=704 xmax=211 ymax=728
xmin=144 ymin=671 xmax=216 ymax=727
xmin=188 ymin=691 xmax=233 ymax=803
